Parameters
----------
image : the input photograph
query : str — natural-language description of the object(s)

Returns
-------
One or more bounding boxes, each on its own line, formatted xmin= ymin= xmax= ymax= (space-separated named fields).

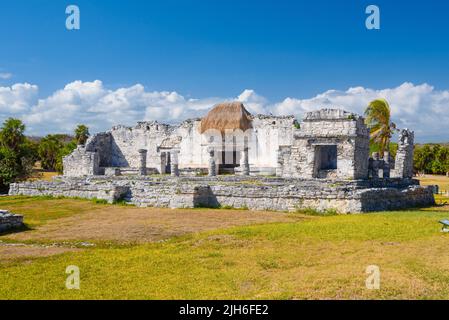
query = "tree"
xmin=414 ymin=144 xmax=449 ymax=175
xmin=0 ymin=118 xmax=26 ymax=151
xmin=75 ymin=124 xmax=89 ymax=145
xmin=38 ymin=135 xmax=65 ymax=171
xmin=414 ymin=145 xmax=433 ymax=174
xmin=365 ymin=99 xmax=397 ymax=159
xmin=370 ymin=142 xmax=398 ymax=160
xmin=0 ymin=118 xmax=34 ymax=190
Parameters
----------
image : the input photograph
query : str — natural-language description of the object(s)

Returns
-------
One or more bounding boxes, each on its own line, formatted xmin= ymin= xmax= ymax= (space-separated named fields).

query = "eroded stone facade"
xmin=9 ymin=107 xmax=434 ymax=213
xmin=63 ymin=115 xmax=296 ymax=177
xmin=9 ymin=176 xmax=435 ymax=213
xmin=278 ymin=109 xmax=370 ymax=180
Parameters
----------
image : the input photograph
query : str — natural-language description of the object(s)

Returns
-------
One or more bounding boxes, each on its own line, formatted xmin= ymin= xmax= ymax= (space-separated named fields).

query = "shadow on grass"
xmin=0 ymin=224 xmax=33 ymax=237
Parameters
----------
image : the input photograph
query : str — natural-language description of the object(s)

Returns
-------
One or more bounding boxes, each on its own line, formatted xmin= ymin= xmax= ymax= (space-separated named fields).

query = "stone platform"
xmin=0 ymin=210 xmax=24 ymax=233
xmin=9 ymin=176 xmax=435 ymax=214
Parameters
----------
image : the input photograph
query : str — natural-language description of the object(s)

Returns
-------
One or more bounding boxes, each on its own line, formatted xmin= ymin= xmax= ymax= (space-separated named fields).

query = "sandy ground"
xmin=4 ymin=206 xmax=302 ymax=244
xmin=0 ymin=244 xmax=78 ymax=260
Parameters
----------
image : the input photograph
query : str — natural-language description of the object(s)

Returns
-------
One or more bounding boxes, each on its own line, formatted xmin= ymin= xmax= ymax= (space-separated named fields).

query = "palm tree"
xmin=365 ymin=99 xmax=397 ymax=159
xmin=74 ymin=124 xmax=90 ymax=146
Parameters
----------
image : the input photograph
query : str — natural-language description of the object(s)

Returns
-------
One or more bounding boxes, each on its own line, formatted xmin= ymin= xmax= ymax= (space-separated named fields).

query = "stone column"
xmin=371 ymin=152 xmax=379 ymax=178
xmin=383 ymin=151 xmax=390 ymax=178
xmin=276 ymin=148 xmax=284 ymax=177
xmin=138 ymin=149 xmax=147 ymax=176
xmin=393 ymin=129 xmax=415 ymax=179
xmin=208 ymin=147 xmax=216 ymax=177
xmin=171 ymin=150 xmax=179 ymax=177
xmin=240 ymin=147 xmax=250 ymax=176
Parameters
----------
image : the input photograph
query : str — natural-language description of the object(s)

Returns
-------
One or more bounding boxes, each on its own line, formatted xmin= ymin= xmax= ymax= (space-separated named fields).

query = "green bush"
xmin=0 ymin=118 xmax=35 ymax=190
xmin=414 ymin=144 xmax=449 ymax=175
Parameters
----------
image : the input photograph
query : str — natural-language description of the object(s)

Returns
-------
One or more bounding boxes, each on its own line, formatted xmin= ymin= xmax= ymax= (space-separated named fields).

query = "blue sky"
xmin=0 ymin=0 xmax=448 ymax=141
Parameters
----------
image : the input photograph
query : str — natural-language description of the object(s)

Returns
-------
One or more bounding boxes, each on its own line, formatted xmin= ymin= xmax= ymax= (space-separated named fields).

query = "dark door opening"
xmin=318 ymin=145 xmax=337 ymax=170
xmin=218 ymin=136 xmax=240 ymax=174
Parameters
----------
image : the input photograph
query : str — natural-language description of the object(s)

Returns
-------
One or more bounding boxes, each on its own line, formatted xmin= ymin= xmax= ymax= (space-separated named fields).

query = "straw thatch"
xmin=200 ymin=102 xmax=252 ymax=134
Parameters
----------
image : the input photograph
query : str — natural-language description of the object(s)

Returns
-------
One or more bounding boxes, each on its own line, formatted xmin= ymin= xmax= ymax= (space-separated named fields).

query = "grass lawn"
xmin=419 ymin=174 xmax=449 ymax=204
xmin=419 ymin=174 xmax=449 ymax=190
xmin=0 ymin=176 xmax=449 ymax=299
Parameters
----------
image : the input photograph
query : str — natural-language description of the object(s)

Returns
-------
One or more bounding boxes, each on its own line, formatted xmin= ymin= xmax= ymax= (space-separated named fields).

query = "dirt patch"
xmin=5 ymin=207 xmax=302 ymax=244
xmin=0 ymin=244 xmax=78 ymax=261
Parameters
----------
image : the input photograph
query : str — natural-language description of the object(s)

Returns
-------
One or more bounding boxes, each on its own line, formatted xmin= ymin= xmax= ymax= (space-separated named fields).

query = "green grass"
xmin=1 ymin=203 xmax=449 ymax=299
xmin=2 ymin=175 xmax=449 ymax=300
xmin=0 ymin=196 xmax=106 ymax=227
xmin=419 ymin=175 xmax=449 ymax=204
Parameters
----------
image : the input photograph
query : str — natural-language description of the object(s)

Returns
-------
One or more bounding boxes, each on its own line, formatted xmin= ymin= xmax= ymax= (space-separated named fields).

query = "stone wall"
xmin=0 ymin=210 xmax=24 ymax=233
xmin=279 ymin=109 xmax=370 ymax=180
xmin=63 ymin=115 xmax=295 ymax=177
xmin=249 ymin=115 xmax=296 ymax=169
xmin=63 ymin=146 xmax=100 ymax=177
xmin=9 ymin=176 xmax=435 ymax=214
xmin=9 ymin=179 xmax=129 ymax=204
xmin=392 ymin=129 xmax=415 ymax=178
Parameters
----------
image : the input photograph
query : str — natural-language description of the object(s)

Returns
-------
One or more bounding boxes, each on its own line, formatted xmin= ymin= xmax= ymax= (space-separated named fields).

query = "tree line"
xmin=414 ymin=144 xmax=449 ymax=175
xmin=0 ymin=118 xmax=89 ymax=191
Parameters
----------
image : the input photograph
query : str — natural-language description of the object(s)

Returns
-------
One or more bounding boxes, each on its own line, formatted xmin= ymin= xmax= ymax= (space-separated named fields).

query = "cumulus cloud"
xmin=271 ymin=82 xmax=449 ymax=141
xmin=0 ymin=80 xmax=447 ymax=142
xmin=20 ymin=80 xmax=223 ymax=134
xmin=0 ymin=83 xmax=38 ymax=116
xmin=237 ymin=89 xmax=268 ymax=114
xmin=0 ymin=73 xmax=13 ymax=80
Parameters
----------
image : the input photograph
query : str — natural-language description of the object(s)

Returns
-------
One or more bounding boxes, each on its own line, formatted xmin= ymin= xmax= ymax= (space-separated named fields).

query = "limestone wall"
xmin=280 ymin=109 xmax=370 ymax=180
xmin=63 ymin=147 xmax=100 ymax=177
xmin=109 ymin=122 xmax=174 ymax=169
xmin=9 ymin=179 xmax=129 ymax=204
xmin=177 ymin=120 xmax=209 ymax=169
xmin=63 ymin=114 xmax=296 ymax=176
xmin=9 ymin=176 xmax=435 ymax=214
xmin=249 ymin=115 xmax=296 ymax=169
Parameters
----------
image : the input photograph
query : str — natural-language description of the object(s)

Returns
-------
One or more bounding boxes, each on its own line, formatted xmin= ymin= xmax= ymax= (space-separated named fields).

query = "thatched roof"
xmin=200 ymin=102 xmax=252 ymax=134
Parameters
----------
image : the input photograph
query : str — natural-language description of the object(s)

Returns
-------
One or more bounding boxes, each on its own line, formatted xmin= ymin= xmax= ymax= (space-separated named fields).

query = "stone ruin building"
xmin=9 ymin=102 xmax=435 ymax=213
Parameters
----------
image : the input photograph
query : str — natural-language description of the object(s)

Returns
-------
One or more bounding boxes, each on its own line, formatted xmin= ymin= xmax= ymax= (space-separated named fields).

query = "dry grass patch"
xmin=1 ymin=196 xmax=449 ymax=299
xmin=419 ymin=174 xmax=449 ymax=190
xmin=2 ymin=211 xmax=449 ymax=299
xmin=0 ymin=244 xmax=78 ymax=261
xmin=4 ymin=206 xmax=302 ymax=244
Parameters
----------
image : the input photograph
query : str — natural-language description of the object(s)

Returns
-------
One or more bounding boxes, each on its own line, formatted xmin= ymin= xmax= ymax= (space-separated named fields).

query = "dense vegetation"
xmin=414 ymin=144 xmax=449 ymax=175
xmin=0 ymin=118 xmax=89 ymax=190
xmin=0 ymin=119 xmax=36 ymax=191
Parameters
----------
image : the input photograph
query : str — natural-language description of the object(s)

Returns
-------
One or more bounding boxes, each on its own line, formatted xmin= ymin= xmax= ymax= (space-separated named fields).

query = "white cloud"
xmin=0 ymin=83 xmax=38 ymax=115
xmin=0 ymin=73 xmax=13 ymax=80
xmin=0 ymin=80 xmax=447 ymax=142
xmin=21 ymin=80 xmax=223 ymax=134
xmin=237 ymin=89 xmax=268 ymax=114
xmin=271 ymin=82 xmax=449 ymax=141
